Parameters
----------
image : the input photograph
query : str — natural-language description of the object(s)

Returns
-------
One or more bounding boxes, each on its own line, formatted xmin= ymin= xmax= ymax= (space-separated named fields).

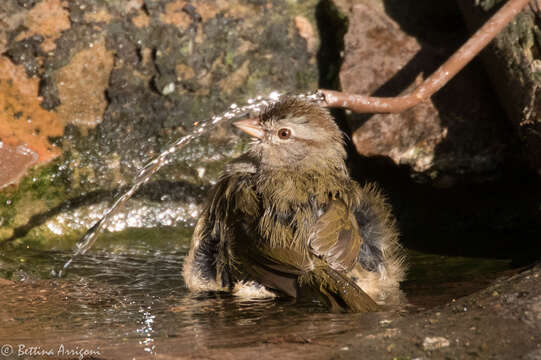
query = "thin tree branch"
xmin=319 ymin=0 xmax=531 ymax=114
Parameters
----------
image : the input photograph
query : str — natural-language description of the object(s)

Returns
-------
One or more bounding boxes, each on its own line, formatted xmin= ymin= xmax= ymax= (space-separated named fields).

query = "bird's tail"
xmin=299 ymin=266 xmax=379 ymax=312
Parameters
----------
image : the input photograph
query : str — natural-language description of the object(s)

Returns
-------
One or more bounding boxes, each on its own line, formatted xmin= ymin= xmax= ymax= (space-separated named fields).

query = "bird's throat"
xmin=256 ymin=168 xmax=353 ymax=211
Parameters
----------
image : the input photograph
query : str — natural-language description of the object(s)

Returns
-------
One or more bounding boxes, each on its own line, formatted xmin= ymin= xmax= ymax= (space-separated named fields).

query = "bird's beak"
xmin=233 ymin=118 xmax=264 ymax=139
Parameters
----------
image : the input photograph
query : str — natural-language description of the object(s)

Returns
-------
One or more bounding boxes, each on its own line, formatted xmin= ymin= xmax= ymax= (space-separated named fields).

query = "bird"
xmin=182 ymin=97 xmax=405 ymax=312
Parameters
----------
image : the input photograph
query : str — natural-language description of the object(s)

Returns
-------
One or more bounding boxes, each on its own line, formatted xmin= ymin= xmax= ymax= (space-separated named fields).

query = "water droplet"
xmin=162 ymin=83 xmax=175 ymax=95
xmin=269 ymin=91 xmax=281 ymax=101
xmin=196 ymin=167 xmax=205 ymax=178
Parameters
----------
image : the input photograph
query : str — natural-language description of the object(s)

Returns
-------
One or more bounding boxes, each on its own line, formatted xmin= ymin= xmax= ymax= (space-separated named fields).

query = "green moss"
xmin=224 ymin=50 xmax=236 ymax=68
xmin=9 ymin=227 xmax=81 ymax=251
xmin=9 ymin=225 xmax=192 ymax=253
xmin=94 ymin=226 xmax=193 ymax=251
xmin=0 ymin=226 xmax=192 ymax=281
xmin=0 ymin=158 xmax=70 ymax=234
xmin=179 ymin=41 xmax=192 ymax=58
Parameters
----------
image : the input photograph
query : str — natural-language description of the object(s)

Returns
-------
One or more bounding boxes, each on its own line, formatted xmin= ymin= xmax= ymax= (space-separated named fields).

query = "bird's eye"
xmin=277 ymin=128 xmax=291 ymax=140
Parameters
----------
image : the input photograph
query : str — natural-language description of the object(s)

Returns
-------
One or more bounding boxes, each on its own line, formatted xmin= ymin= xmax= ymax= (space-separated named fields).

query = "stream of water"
xmin=57 ymin=91 xmax=324 ymax=277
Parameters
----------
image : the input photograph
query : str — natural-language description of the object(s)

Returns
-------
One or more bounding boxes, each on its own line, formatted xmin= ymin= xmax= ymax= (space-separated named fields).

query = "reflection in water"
xmin=0 ymin=247 xmax=381 ymax=356
xmin=138 ymin=307 xmax=156 ymax=355
xmin=0 ymin=232 xmax=512 ymax=358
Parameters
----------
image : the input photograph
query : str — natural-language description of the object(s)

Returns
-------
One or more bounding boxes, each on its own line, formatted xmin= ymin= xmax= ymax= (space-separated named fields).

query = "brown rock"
xmin=337 ymin=1 xmax=511 ymax=180
xmin=340 ymin=3 xmax=445 ymax=172
xmin=15 ymin=0 xmax=70 ymax=53
xmin=55 ymin=37 xmax=114 ymax=130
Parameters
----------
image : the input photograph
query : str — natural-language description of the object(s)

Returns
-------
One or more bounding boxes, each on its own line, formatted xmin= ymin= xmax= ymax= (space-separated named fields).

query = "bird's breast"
xmin=254 ymin=195 xmax=322 ymax=251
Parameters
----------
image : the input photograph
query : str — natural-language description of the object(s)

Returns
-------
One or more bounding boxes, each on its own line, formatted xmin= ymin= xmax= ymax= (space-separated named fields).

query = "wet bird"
xmin=183 ymin=98 xmax=405 ymax=311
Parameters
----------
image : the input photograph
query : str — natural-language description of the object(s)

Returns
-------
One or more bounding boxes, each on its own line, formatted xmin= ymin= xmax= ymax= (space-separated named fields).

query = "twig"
xmin=319 ymin=0 xmax=531 ymax=114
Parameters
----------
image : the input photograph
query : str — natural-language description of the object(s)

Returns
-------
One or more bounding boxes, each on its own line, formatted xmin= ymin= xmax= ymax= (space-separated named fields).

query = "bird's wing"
xmin=302 ymin=200 xmax=380 ymax=311
xmin=238 ymin=237 xmax=378 ymax=312
xmin=211 ymin=175 xmax=376 ymax=312
xmin=233 ymin=225 xmax=308 ymax=297
xmin=236 ymin=198 xmax=376 ymax=312
xmin=308 ymin=199 xmax=362 ymax=273
xmin=184 ymin=163 xmax=259 ymax=291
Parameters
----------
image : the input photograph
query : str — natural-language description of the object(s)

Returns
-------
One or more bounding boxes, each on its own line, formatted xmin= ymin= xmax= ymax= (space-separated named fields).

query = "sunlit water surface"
xmin=0 ymin=228 xmax=512 ymax=359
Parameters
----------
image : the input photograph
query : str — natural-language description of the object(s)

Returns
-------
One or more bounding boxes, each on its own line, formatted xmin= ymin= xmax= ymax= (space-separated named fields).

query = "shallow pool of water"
xmin=0 ymin=228 xmax=512 ymax=359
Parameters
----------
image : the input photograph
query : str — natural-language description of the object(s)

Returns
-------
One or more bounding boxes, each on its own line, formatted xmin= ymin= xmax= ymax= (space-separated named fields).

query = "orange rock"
xmin=132 ymin=10 xmax=150 ymax=28
xmin=219 ymin=0 xmax=256 ymax=19
xmin=55 ymin=37 xmax=114 ymax=130
xmin=193 ymin=2 xmax=223 ymax=22
xmin=140 ymin=48 xmax=153 ymax=66
xmin=0 ymin=57 xmax=63 ymax=166
xmin=175 ymin=64 xmax=196 ymax=80
xmin=295 ymin=16 xmax=317 ymax=53
xmin=15 ymin=0 xmax=70 ymax=53
xmin=83 ymin=7 xmax=114 ymax=23
xmin=161 ymin=1 xmax=191 ymax=30
xmin=124 ymin=0 xmax=145 ymax=14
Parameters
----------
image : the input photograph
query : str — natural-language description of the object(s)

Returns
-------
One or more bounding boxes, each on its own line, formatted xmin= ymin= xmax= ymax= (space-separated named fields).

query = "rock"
xmin=55 ymin=36 xmax=114 ymax=129
xmin=525 ymin=349 xmax=541 ymax=360
xmin=383 ymin=328 xmax=400 ymax=339
xmin=0 ymin=0 xmax=319 ymax=246
xmin=0 ymin=143 xmax=38 ymax=189
xmin=0 ymin=56 xmax=63 ymax=188
xmin=422 ymin=336 xmax=450 ymax=351
xmin=332 ymin=0 xmax=516 ymax=184
xmin=0 ymin=278 xmax=14 ymax=286
xmin=14 ymin=0 xmax=70 ymax=52
xmin=0 ymin=2 xmax=27 ymax=54
xmin=457 ymin=0 xmax=541 ymax=177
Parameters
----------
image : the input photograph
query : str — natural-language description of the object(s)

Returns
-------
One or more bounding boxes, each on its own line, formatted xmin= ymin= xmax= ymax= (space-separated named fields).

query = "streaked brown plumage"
xmin=183 ymin=98 xmax=405 ymax=311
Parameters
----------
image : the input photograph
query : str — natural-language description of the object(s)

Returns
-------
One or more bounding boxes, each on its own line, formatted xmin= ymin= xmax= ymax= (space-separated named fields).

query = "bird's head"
xmin=233 ymin=98 xmax=347 ymax=172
